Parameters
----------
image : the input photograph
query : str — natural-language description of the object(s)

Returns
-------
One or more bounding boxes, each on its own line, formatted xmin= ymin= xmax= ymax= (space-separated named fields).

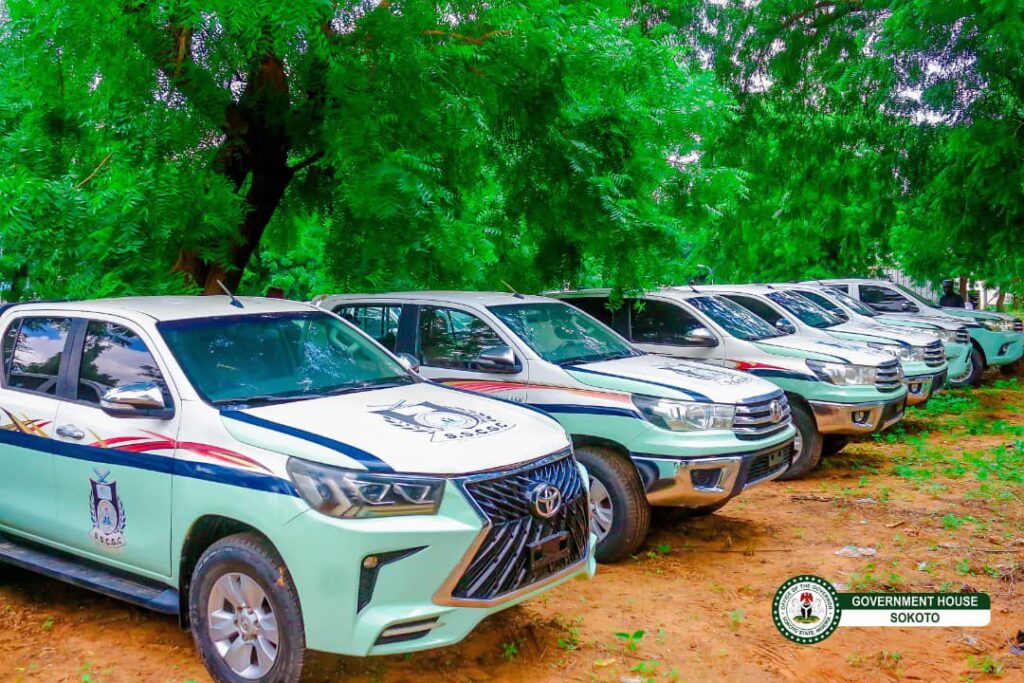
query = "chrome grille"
xmin=733 ymin=391 xmax=792 ymax=440
xmin=1014 ymin=318 xmax=1023 ymax=332
xmin=923 ymin=340 xmax=945 ymax=367
xmin=876 ymin=359 xmax=903 ymax=392
xmin=955 ymin=328 xmax=970 ymax=344
xmin=452 ymin=452 xmax=588 ymax=602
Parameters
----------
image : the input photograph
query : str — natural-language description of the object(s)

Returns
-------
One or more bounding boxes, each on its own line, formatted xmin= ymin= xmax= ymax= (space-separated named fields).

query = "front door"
xmin=409 ymin=305 xmax=530 ymax=403
xmin=51 ymin=318 xmax=178 ymax=577
xmin=0 ymin=316 xmax=73 ymax=539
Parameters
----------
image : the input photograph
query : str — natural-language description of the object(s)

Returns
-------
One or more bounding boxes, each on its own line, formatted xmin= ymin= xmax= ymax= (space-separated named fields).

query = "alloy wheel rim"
xmin=207 ymin=572 xmax=279 ymax=679
xmin=949 ymin=355 xmax=975 ymax=383
xmin=588 ymin=476 xmax=614 ymax=542
xmin=792 ymin=430 xmax=804 ymax=465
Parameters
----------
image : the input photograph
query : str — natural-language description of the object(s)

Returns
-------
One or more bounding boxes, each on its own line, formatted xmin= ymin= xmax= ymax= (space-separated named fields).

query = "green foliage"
xmin=0 ymin=1 xmax=1020 ymax=298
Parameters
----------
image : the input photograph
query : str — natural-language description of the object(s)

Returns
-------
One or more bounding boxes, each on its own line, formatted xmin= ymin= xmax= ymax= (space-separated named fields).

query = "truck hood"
xmin=831 ymin=322 xmax=937 ymax=348
xmin=566 ymin=353 xmax=782 ymax=404
xmin=753 ymin=334 xmax=894 ymax=366
xmin=219 ymin=382 xmax=568 ymax=475
xmin=877 ymin=313 xmax=966 ymax=331
xmin=937 ymin=307 xmax=1005 ymax=322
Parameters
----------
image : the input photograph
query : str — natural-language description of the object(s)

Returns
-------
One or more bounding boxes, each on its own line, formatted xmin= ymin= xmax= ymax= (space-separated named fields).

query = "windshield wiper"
xmin=214 ymin=394 xmax=315 ymax=408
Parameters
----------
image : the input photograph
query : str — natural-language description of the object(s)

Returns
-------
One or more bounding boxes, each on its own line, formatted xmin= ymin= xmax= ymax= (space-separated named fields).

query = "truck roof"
xmin=320 ymin=291 xmax=556 ymax=307
xmin=0 ymin=296 xmax=313 ymax=322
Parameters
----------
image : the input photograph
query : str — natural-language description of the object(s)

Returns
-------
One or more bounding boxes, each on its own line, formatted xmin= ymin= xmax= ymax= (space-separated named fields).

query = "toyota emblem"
xmin=529 ymin=483 xmax=563 ymax=519
xmin=769 ymin=400 xmax=784 ymax=423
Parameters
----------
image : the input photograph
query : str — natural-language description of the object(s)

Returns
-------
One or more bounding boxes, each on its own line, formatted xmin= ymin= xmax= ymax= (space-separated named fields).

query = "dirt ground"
xmin=2 ymin=375 xmax=1023 ymax=683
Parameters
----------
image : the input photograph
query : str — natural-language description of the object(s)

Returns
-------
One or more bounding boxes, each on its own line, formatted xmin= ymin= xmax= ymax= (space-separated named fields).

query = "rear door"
xmin=0 ymin=316 xmax=72 ymax=539
xmin=51 ymin=317 xmax=178 ymax=577
xmin=409 ymin=304 xmax=530 ymax=402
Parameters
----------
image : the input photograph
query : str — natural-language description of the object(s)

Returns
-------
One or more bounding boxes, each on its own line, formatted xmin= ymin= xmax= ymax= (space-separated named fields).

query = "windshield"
xmin=824 ymin=287 xmax=879 ymax=317
xmin=794 ymin=289 xmax=850 ymax=321
xmin=766 ymin=291 xmax=843 ymax=329
xmin=894 ymin=283 xmax=940 ymax=309
xmin=158 ymin=311 xmax=413 ymax=406
xmin=489 ymin=302 xmax=638 ymax=365
xmin=687 ymin=296 xmax=781 ymax=341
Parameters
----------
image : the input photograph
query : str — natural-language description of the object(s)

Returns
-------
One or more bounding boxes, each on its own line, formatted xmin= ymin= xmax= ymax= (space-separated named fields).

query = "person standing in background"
xmin=939 ymin=279 xmax=966 ymax=308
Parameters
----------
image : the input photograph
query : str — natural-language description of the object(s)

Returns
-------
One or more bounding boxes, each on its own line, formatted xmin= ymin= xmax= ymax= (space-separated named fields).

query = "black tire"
xmin=821 ymin=435 xmax=851 ymax=457
xmin=651 ymin=500 xmax=729 ymax=527
xmin=189 ymin=532 xmax=306 ymax=683
xmin=575 ymin=446 xmax=650 ymax=563
xmin=778 ymin=401 xmax=822 ymax=481
xmin=949 ymin=347 xmax=984 ymax=388
xmin=999 ymin=359 xmax=1020 ymax=376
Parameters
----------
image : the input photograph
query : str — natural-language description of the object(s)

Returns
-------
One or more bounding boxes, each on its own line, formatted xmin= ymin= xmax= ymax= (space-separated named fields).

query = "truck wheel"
xmin=778 ymin=401 xmax=822 ymax=480
xmin=821 ymin=435 xmax=851 ymax=457
xmin=948 ymin=347 xmax=984 ymax=388
xmin=999 ymin=359 xmax=1020 ymax=377
xmin=189 ymin=533 xmax=306 ymax=683
xmin=575 ymin=446 xmax=650 ymax=563
xmin=651 ymin=501 xmax=729 ymax=526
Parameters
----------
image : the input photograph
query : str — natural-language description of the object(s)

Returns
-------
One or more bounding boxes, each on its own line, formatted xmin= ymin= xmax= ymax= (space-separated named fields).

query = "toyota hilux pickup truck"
xmin=817 ymin=278 xmax=1024 ymax=376
xmin=787 ymin=284 xmax=977 ymax=388
xmin=0 ymin=297 xmax=594 ymax=683
xmin=549 ymin=289 xmax=907 ymax=480
xmin=316 ymin=292 xmax=796 ymax=563
xmin=695 ymin=285 xmax=948 ymax=407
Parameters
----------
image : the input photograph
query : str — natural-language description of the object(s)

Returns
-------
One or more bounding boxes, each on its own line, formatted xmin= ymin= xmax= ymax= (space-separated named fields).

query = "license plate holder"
xmin=529 ymin=532 xmax=570 ymax=572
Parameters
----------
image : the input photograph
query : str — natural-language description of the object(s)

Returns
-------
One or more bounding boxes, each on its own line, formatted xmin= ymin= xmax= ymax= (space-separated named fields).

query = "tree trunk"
xmin=996 ymin=291 xmax=1006 ymax=312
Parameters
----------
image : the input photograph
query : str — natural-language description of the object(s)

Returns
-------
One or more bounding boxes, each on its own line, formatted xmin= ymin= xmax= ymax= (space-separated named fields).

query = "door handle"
xmin=55 ymin=424 xmax=85 ymax=440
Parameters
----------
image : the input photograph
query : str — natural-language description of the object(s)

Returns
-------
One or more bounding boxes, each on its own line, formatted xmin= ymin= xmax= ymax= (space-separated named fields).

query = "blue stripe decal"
xmin=0 ymin=428 xmax=298 ymax=496
xmin=221 ymin=409 xmax=394 ymax=473
xmin=531 ymin=403 xmax=642 ymax=419
xmin=747 ymin=369 xmax=819 ymax=382
xmin=565 ymin=366 xmax=712 ymax=403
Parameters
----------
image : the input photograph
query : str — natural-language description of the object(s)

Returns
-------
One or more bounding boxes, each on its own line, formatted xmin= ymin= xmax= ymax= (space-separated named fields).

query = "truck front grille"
xmin=733 ymin=392 xmax=792 ymax=440
xmin=1014 ymin=319 xmax=1023 ymax=332
xmin=923 ymin=340 xmax=945 ymax=367
xmin=955 ymin=328 xmax=970 ymax=344
xmin=451 ymin=451 xmax=588 ymax=603
xmin=876 ymin=360 xmax=903 ymax=392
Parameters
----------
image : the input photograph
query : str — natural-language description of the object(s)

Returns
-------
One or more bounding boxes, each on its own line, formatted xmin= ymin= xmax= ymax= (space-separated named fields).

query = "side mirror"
xmin=100 ymin=382 xmax=172 ymax=418
xmin=397 ymin=352 xmax=421 ymax=373
xmin=775 ymin=319 xmax=796 ymax=335
xmin=475 ymin=345 xmax=519 ymax=373
xmin=682 ymin=327 xmax=719 ymax=348
xmin=901 ymin=301 xmax=918 ymax=313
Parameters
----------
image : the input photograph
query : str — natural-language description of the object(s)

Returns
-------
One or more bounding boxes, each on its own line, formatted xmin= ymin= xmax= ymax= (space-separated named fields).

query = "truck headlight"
xmin=980 ymin=319 xmax=1011 ymax=332
xmin=926 ymin=329 xmax=958 ymax=344
xmin=867 ymin=343 xmax=924 ymax=362
xmin=632 ymin=395 xmax=735 ymax=431
xmin=287 ymin=458 xmax=444 ymax=518
xmin=806 ymin=359 xmax=878 ymax=385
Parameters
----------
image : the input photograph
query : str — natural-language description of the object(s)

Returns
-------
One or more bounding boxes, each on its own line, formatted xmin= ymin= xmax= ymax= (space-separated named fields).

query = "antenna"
xmin=500 ymin=279 xmax=525 ymax=299
xmin=217 ymin=280 xmax=244 ymax=308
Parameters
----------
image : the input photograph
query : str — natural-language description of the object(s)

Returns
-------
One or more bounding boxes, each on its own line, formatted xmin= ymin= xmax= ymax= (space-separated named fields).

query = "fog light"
xmin=690 ymin=468 xmax=722 ymax=489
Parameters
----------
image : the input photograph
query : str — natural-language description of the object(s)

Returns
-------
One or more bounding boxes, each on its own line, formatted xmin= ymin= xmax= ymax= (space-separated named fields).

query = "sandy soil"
xmin=1 ymin=378 xmax=1022 ymax=683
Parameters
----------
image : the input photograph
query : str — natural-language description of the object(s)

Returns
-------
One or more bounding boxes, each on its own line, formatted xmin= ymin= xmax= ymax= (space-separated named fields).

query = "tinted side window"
xmin=629 ymin=300 xmax=704 ymax=345
xmin=860 ymin=285 xmax=914 ymax=312
xmin=828 ymin=284 xmax=849 ymax=293
xmin=418 ymin=307 xmax=504 ymax=371
xmin=6 ymin=317 xmax=72 ymax=395
xmin=799 ymin=291 xmax=849 ymax=321
xmin=723 ymin=295 xmax=783 ymax=325
xmin=334 ymin=305 xmax=402 ymax=352
xmin=77 ymin=322 xmax=168 ymax=405
xmin=567 ymin=298 xmax=616 ymax=326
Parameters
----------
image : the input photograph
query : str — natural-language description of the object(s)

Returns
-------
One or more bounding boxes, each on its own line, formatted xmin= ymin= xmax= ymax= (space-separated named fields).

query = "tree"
xmin=0 ymin=0 xmax=735 ymax=299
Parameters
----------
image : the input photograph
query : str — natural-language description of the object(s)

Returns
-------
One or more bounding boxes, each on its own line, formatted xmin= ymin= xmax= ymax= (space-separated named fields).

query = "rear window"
xmin=4 ymin=317 xmax=73 ymax=395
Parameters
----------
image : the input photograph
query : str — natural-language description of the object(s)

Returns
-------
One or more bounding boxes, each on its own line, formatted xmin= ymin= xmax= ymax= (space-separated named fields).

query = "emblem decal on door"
xmin=371 ymin=400 xmax=512 ymax=441
xmin=89 ymin=468 xmax=126 ymax=549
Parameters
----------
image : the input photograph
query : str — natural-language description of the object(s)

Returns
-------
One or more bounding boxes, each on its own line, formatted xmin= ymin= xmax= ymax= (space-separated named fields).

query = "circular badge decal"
xmin=772 ymin=575 xmax=841 ymax=644
xmin=413 ymin=410 xmax=479 ymax=431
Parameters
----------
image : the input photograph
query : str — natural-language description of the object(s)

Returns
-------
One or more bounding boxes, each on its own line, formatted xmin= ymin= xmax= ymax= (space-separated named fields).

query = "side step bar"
xmin=0 ymin=535 xmax=179 ymax=614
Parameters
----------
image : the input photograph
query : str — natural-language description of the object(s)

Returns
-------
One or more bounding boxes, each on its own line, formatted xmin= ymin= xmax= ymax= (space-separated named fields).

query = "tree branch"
xmin=422 ymin=29 xmax=511 ymax=45
xmin=289 ymin=151 xmax=324 ymax=174
xmin=74 ymin=152 xmax=113 ymax=188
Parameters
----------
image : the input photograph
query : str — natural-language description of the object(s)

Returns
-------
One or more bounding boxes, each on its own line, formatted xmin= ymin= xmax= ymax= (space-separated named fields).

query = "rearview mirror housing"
xmin=100 ymin=382 xmax=173 ymax=419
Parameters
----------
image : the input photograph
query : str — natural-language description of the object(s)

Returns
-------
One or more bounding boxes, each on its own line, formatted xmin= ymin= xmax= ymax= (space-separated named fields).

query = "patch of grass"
xmin=614 ymin=629 xmax=645 ymax=653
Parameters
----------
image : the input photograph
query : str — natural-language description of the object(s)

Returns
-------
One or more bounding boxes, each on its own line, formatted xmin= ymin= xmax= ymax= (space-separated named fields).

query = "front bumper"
xmin=278 ymin=460 xmax=595 ymax=657
xmin=904 ymin=369 xmax=947 ymax=406
xmin=808 ymin=395 xmax=906 ymax=435
xmin=989 ymin=335 xmax=1024 ymax=366
xmin=633 ymin=439 xmax=794 ymax=508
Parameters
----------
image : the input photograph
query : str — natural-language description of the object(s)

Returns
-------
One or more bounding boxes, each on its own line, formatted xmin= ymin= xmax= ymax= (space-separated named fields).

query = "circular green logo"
xmin=772 ymin=575 xmax=841 ymax=644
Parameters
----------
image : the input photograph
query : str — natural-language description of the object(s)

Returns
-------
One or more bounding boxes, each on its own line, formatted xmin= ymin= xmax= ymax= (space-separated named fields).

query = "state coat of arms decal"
xmin=89 ymin=469 xmax=126 ymax=549
xmin=372 ymin=400 xmax=512 ymax=441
